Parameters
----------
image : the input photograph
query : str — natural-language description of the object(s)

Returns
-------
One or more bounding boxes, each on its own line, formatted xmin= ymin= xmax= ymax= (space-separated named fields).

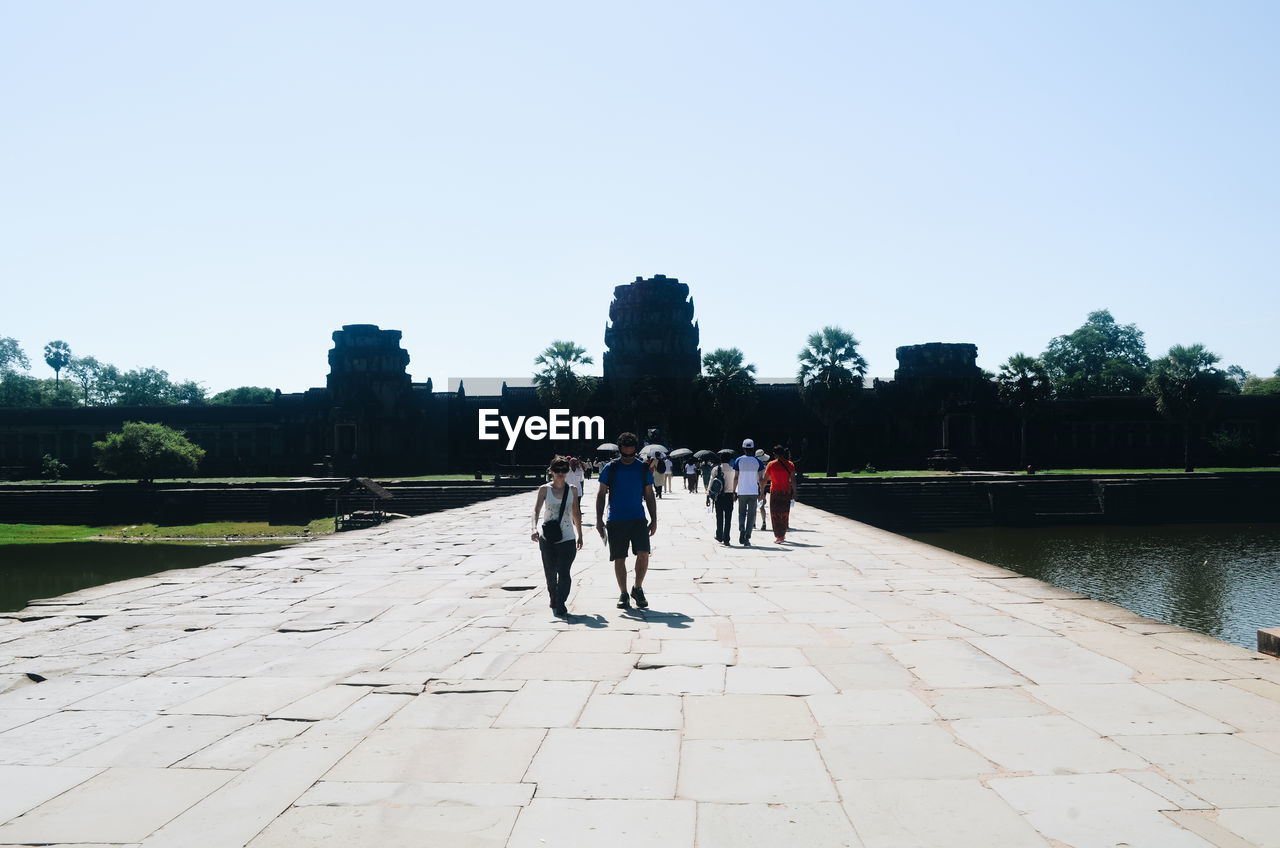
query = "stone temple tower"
xmin=603 ymin=274 xmax=701 ymax=440
xmin=603 ymin=275 xmax=701 ymax=385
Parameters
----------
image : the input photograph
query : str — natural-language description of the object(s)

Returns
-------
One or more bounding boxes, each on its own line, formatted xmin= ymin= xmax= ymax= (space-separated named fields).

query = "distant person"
xmin=700 ymin=458 xmax=713 ymax=491
xmin=651 ymin=453 xmax=667 ymax=499
xmin=531 ymin=455 xmax=583 ymax=616
xmin=710 ymin=448 xmax=736 ymax=546
xmin=565 ymin=456 xmax=585 ymax=499
xmin=731 ymin=438 xmax=766 ymax=546
xmin=765 ymin=445 xmax=797 ymax=543
xmin=596 ymin=432 xmax=657 ymax=609
xmin=685 ymin=458 xmax=698 ymax=492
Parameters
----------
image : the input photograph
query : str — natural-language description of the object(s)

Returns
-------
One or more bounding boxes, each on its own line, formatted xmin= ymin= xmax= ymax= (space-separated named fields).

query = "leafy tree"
xmin=0 ymin=337 xmax=30 ymax=373
xmin=1144 ymin=344 xmax=1233 ymax=472
xmin=170 ymin=380 xmax=206 ymax=405
xmin=1042 ymin=310 xmax=1150 ymax=398
xmin=115 ymin=367 xmax=176 ymax=405
xmin=43 ymin=340 xmax=72 ymax=388
xmin=996 ymin=353 xmax=1051 ymax=468
xmin=1242 ymin=375 xmax=1280 ymax=396
xmin=1225 ymin=365 xmax=1250 ymax=393
xmin=94 ymin=421 xmax=206 ymax=482
xmin=66 ymin=356 xmax=105 ymax=406
xmin=798 ymin=326 xmax=867 ymax=476
xmin=533 ymin=340 xmax=597 ymax=409
xmin=697 ymin=348 xmax=759 ymax=445
xmin=210 ymin=386 xmax=276 ymax=404
xmin=0 ymin=372 xmax=41 ymax=406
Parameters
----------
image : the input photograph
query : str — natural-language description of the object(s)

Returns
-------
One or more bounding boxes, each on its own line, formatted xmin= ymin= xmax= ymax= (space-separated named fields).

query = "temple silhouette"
xmin=1 ymin=274 xmax=1276 ymax=478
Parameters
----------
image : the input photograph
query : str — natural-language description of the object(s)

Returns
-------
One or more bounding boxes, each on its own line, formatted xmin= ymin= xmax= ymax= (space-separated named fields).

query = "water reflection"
xmin=907 ymin=523 xmax=1280 ymax=649
xmin=0 ymin=542 xmax=286 ymax=612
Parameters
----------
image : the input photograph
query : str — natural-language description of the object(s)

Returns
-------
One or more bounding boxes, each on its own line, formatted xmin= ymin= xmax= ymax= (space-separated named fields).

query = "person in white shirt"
xmin=530 ymin=456 xmax=583 ymax=616
xmin=730 ymin=438 xmax=767 ymax=546
xmin=565 ymin=456 xmax=586 ymax=499
xmin=709 ymin=449 xmax=737 ymax=545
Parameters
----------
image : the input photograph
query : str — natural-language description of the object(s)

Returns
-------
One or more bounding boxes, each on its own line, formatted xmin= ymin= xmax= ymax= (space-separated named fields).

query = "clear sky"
xmin=4 ymin=1 xmax=1277 ymax=395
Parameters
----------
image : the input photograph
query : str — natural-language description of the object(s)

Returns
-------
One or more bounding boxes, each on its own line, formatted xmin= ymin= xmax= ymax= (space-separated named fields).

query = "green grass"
xmin=1 ymin=474 xmax=483 ymax=486
xmin=825 ymin=466 xmax=1278 ymax=478
xmin=0 ymin=518 xmax=334 ymax=545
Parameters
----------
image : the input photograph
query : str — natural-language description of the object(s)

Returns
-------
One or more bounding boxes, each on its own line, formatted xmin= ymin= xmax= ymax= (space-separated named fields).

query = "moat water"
xmin=0 ymin=542 xmax=285 ymax=613
xmin=907 ymin=523 xmax=1280 ymax=650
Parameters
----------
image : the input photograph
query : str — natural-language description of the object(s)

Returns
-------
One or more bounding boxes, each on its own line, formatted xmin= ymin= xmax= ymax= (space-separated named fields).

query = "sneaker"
xmin=631 ymin=586 xmax=648 ymax=609
xmin=617 ymin=592 xmax=631 ymax=609
xmin=743 ymin=538 xmax=752 ymax=547
xmin=775 ymin=537 xmax=784 ymax=544
xmin=553 ymin=603 xmax=568 ymax=617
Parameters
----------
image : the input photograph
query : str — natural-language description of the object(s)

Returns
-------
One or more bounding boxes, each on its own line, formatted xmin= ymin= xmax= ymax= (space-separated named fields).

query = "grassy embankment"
xmin=0 ymin=518 xmax=335 ymax=545
xmin=831 ymin=467 xmax=1277 ymax=478
xmin=0 ymin=474 xmax=480 ymax=486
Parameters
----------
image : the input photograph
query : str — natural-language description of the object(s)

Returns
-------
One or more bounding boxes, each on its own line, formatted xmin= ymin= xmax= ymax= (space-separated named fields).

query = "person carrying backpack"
xmin=707 ymin=448 xmax=736 ymax=546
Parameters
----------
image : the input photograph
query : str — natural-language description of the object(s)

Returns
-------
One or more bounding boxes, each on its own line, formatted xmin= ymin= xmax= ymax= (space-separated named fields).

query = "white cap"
xmin=742 ymin=438 xmax=754 ymax=448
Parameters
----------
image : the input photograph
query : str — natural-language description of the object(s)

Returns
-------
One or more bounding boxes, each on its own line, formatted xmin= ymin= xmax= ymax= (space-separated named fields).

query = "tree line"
xmin=0 ymin=337 xmax=275 ymax=407
xmin=534 ymin=309 xmax=1280 ymax=475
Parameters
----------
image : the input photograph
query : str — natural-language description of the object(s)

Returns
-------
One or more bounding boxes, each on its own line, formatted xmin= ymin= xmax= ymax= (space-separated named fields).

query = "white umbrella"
xmin=639 ymin=444 xmax=668 ymax=457
xmin=597 ymin=443 xmax=618 ymax=452
xmin=668 ymin=448 xmax=693 ymax=458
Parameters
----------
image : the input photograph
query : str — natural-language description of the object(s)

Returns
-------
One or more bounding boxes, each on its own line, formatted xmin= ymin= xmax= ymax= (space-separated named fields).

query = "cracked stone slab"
xmin=0 ymin=764 xmax=102 ymax=822
xmin=576 ymin=693 xmax=683 ymax=729
xmin=949 ymin=714 xmax=1149 ymax=774
xmin=841 ymin=778 xmax=1049 ymax=847
xmin=683 ymin=694 xmax=816 ymax=739
xmin=506 ymin=799 xmax=695 ymax=848
xmin=327 ymin=728 xmax=545 ymax=783
xmin=523 ymin=728 xmax=679 ymax=799
xmin=244 ymin=803 xmax=521 ymax=848
xmin=990 ymin=773 xmax=1215 ymax=848
xmin=0 ymin=766 xmax=236 ymax=843
xmin=678 ymin=739 xmax=837 ymax=803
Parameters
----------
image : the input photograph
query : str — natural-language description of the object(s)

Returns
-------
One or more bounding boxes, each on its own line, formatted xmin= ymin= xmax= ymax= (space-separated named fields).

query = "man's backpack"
xmin=707 ymin=468 xmax=724 ymax=499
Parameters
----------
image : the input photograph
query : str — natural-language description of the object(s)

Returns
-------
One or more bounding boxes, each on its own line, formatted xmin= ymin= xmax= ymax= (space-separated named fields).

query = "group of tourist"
xmin=529 ymin=432 xmax=798 ymax=617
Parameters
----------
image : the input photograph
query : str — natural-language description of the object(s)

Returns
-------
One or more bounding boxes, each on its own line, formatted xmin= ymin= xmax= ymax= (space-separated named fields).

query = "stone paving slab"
xmin=1 ymin=486 xmax=1279 ymax=845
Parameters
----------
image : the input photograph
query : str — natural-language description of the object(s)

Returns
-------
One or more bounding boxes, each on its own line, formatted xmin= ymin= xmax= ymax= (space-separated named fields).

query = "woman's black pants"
xmin=539 ymin=537 xmax=577 ymax=605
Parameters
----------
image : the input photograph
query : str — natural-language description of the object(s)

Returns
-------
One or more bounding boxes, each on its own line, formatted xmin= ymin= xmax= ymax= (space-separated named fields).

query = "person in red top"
xmin=764 ymin=444 xmax=798 ymax=544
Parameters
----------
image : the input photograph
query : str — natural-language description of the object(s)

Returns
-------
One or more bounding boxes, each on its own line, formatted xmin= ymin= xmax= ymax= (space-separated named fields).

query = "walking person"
xmin=596 ymin=432 xmax=658 ymax=609
xmin=732 ymin=439 xmax=766 ymax=546
xmin=711 ymin=448 xmax=736 ymax=546
xmin=565 ymin=456 xmax=586 ymax=499
xmin=700 ymin=457 xmax=713 ymax=492
xmin=685 ymin=458 xmax=698 ymax=493
xmin=765 ymin=445 xmax=797 ymax=543
xmin=531 ymin=456 xmax=583 ymax=616
xmin=651 ymin=453 xmax=667 ymax=499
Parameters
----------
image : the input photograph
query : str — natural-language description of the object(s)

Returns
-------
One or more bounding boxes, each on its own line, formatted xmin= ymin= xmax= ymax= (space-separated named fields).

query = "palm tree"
xmin=533 ymin=340 xmax=596 ymax=409
xmin=996 ymin=353 xmax=1051 ymax=469
xmin=697 ymin=348 xmax=758 ymax=445
xmin=43 ymin=340 xmax=72 ymax=388
xmin=1144 ymin=344 xmax=1232 ymax=472
xmin=797 ymin=326 xmax=867 ymax=476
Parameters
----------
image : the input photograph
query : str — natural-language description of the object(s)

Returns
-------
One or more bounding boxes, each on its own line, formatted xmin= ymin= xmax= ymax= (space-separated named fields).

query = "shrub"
xmin=41 ymin=454 xmax=67 ymax=481
xmin=94 ymin=421 xmax=205 ymax=482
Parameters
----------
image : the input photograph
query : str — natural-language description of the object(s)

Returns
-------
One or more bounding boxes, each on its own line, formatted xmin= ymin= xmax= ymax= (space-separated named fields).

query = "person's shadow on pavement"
xmin=620 ymin=609 xmax=693 ymax=628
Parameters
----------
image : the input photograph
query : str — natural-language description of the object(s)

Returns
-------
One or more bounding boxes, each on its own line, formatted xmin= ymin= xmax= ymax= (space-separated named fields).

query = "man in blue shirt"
xmin=595 ymin=432 xmax=658 ymax=609
xmin=731 ymin=438 xmax=767 ymax=546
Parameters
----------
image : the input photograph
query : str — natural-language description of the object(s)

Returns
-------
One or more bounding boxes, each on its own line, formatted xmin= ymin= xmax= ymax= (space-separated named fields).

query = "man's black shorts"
xmin=606 ymin=519 xmax=650 ymax=560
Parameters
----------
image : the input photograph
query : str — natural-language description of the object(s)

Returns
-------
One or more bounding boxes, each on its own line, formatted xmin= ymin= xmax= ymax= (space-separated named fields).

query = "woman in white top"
xmin=530 ymin=455 xmax=584 ymax=616
xmin=565 ymin=456 xmax=586 ymax=499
